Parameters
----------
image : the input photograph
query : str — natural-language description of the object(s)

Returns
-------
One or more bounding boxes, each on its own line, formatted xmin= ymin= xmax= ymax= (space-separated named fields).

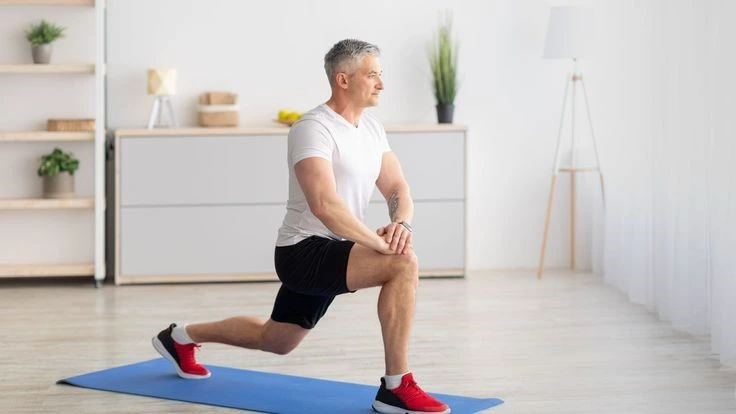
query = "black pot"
xmin=436 ymin=104 xmax=455 ymax=124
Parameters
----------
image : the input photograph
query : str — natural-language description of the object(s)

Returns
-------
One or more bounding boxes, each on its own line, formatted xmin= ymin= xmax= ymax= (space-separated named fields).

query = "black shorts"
xmin=271 ymin=236 xmax=355 ymax=329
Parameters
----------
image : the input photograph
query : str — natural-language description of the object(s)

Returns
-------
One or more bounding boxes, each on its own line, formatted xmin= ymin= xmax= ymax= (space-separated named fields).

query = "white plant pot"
xmin=42 ymin=173 xmax=75 ymax=199
xmin=32 ymin=44 xmax=53 ymax=64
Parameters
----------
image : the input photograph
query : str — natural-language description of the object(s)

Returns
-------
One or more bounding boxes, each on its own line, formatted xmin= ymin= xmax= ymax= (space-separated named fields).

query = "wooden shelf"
xmin=0 ymin=0 xmax=93 ymax=6
xmin=0 ymin=64 xmax=95 ymax=74
xmin=0 ymin=263 xmax=95 ymax=277
xmin=0 ymin=198 xmax=94 ymax=210
xmin=0 ymin=131 xmax=94 ymax=142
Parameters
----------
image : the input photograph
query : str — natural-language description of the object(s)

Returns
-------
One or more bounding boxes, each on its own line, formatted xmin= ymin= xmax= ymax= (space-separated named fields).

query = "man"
xmin=152 ymin=39 xmax=450 ymax=414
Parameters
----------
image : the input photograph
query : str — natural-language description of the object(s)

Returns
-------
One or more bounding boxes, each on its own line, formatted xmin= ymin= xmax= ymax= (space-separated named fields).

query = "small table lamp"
xmin=146 ymin=68 xmax=179 ymax=129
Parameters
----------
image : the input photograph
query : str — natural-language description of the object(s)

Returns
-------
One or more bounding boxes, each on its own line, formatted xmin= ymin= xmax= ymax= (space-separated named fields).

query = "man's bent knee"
xmin=388 ymin=251 xmax=419 ymax=283
xmin=346 ymin=244 xmax=420 ymax=290
xmin=259 ymin=320 xmax=310 ymax=355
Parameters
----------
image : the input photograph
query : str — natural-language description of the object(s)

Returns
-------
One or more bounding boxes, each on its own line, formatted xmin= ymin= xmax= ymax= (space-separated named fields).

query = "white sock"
xmin=384 ymin=372 xmax=409 ymax=390
xmin=171 ymin=325 xmax=195 ymax=344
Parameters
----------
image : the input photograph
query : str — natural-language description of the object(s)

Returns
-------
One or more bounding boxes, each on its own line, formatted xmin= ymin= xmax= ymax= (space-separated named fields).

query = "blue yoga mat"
xmin=58 ymin=358 xmax=503 ymax=413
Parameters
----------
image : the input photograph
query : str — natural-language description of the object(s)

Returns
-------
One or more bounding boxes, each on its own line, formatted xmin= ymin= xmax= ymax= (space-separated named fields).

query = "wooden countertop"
xmin=115 ymin=124 xmax=466 ymax=137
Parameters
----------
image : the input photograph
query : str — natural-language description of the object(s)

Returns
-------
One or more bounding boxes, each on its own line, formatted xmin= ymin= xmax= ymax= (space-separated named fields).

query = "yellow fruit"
xmin=277 ymin=109 xmax=302 ymax=124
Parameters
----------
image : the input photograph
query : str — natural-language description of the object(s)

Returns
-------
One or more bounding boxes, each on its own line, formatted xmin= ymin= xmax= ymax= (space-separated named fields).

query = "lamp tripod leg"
xmin=570 ymin=170 xmax=576 ymax=270
xmin=165 ymin=96 xmax=179 ymax=128
xmin=146 ymin=97 xmax=161 ymax=129
xmin=538 ymin=75 xmax=571 ymax=278
xmin=538 ymin=174 xmax=558 ymax=278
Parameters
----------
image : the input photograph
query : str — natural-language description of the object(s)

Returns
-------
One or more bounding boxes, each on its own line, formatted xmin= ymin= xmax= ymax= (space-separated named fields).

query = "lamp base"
xmin=147 ymin=96 xmax=179 ymax=129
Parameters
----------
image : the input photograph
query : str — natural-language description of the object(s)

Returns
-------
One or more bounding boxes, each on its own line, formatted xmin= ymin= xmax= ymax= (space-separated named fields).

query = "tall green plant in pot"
xmin=25 ymin=20 xmax=66 ymax=64
xmin=37 ymin=148 xmax=79 ymax=199
xmin=429 ymin=11 xmax=459 ymax=124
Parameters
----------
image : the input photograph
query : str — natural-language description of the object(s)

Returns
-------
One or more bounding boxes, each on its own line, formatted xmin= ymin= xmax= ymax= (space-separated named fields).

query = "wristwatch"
xmin=398 ymin=221 xmax=413 ymax=232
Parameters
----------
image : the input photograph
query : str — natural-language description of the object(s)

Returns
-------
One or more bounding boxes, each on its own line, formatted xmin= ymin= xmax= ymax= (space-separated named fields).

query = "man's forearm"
xmin=387 ymin=187 xmax=414 ymax=224
xmin=313 ymin=196 xmax=383 ymax=249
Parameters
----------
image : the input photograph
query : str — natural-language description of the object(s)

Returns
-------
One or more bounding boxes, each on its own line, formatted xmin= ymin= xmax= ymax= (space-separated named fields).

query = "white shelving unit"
xmin=0 ymin=0 xmax=105 ymax=286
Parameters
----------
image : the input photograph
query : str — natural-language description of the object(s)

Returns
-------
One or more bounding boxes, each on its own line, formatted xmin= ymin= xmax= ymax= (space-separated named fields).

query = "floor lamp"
xmin=538 ymin=7 xmax=605 ymax=278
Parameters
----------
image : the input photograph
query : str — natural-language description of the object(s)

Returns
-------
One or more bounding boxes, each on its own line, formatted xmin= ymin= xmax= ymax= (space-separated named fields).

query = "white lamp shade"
xmin=543 ymin=7 xmax=592 ymax=59
xmin=147 ymin=68 xmax=177 ymax=95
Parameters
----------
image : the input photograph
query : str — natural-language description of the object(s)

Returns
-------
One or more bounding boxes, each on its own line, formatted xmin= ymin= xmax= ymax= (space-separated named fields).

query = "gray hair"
xmin=324 ymin=39 xmax=381 ymax=87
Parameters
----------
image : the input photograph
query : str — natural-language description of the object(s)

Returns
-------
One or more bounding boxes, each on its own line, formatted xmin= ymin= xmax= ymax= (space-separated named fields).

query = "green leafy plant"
xmin=429 ymin=11 xmax=459 ymax=106
xmin=25 ymin=20 xmax=66 ymax=46
xmin=37 ymin=148 xmax=79 ymax=177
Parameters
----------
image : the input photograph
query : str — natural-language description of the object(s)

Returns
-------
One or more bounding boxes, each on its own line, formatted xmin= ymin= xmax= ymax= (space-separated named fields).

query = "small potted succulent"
xmin=37 ymin=148 xmax=79 ymax=198
xmin=25 ymin=20 xmax=66 ymax=64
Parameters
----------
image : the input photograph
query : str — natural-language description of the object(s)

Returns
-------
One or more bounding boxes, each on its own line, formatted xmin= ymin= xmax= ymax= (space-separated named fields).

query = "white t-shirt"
xmin=276 ymin=103 xmax=391 ymax=246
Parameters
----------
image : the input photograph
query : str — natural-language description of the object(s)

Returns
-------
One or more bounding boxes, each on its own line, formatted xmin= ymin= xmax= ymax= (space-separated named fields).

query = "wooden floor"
xmin=1 ymin=270 xmax=735 ymax=413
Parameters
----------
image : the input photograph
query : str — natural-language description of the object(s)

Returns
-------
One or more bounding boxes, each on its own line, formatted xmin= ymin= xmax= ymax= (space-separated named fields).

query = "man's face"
xmin=345 ymin=54 xmax=383 ymax=108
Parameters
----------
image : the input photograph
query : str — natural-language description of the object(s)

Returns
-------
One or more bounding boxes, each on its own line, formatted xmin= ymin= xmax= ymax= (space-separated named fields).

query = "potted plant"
xmin=37 ymin=148 xmax=79 ymax=198
xmin=25 ymin=20 xmax=66 ymax=64
xmin=429 ymin=11 xmax=459 ymax=124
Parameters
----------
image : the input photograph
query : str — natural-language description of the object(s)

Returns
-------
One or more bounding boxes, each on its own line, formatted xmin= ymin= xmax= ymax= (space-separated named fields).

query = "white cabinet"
xmin=114 ymin=125 xmax=466 ymax=284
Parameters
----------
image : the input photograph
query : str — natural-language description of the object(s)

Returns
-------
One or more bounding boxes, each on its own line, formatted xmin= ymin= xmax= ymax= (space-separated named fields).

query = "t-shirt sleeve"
xmin=288 ymin=119 xmax=334 ymax=166
xmin=378 ymin=127 xmax=391 ymax=153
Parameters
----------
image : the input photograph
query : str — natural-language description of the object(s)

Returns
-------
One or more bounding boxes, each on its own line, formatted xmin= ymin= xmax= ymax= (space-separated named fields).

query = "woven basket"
xmin=47 ymin=119 xmax=95 ymax=132
xmin=198 ymin=92 xmax=239 ymax=127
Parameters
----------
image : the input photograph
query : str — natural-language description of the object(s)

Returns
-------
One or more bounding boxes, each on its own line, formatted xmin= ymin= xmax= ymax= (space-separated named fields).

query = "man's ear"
xmin=336 ymin=72 xmax=349 ymax=89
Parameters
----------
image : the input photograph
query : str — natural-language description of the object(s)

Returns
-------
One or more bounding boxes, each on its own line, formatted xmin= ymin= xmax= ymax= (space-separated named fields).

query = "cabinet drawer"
xmin=364 ymin=200 xmax=465 ymax=271
xmin=120 ymin=204 xmax=285 ymax=276
xmin=120 ymin=135 xmax=287 ymax=206
xmin=373 ymin=131 xmax=465 ymax=202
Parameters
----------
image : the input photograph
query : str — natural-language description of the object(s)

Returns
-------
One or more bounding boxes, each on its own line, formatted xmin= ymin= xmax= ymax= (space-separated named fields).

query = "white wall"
xmin=105 ymin=0 xmax=598 ymax=271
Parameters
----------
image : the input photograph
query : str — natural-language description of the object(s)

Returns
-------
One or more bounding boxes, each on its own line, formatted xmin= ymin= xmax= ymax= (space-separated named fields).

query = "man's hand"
xmin=372 ymin=237 xmax=396 ymax=255
xmin=376 ymin=222 xmax=413 ymax=255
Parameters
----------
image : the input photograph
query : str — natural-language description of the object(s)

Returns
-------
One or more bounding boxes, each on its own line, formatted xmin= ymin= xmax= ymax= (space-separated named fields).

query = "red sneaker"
xmin=152 ymin=323 xmax=211 ymax=379
xmin=372 ymin=373 xmax=450 ymax=413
